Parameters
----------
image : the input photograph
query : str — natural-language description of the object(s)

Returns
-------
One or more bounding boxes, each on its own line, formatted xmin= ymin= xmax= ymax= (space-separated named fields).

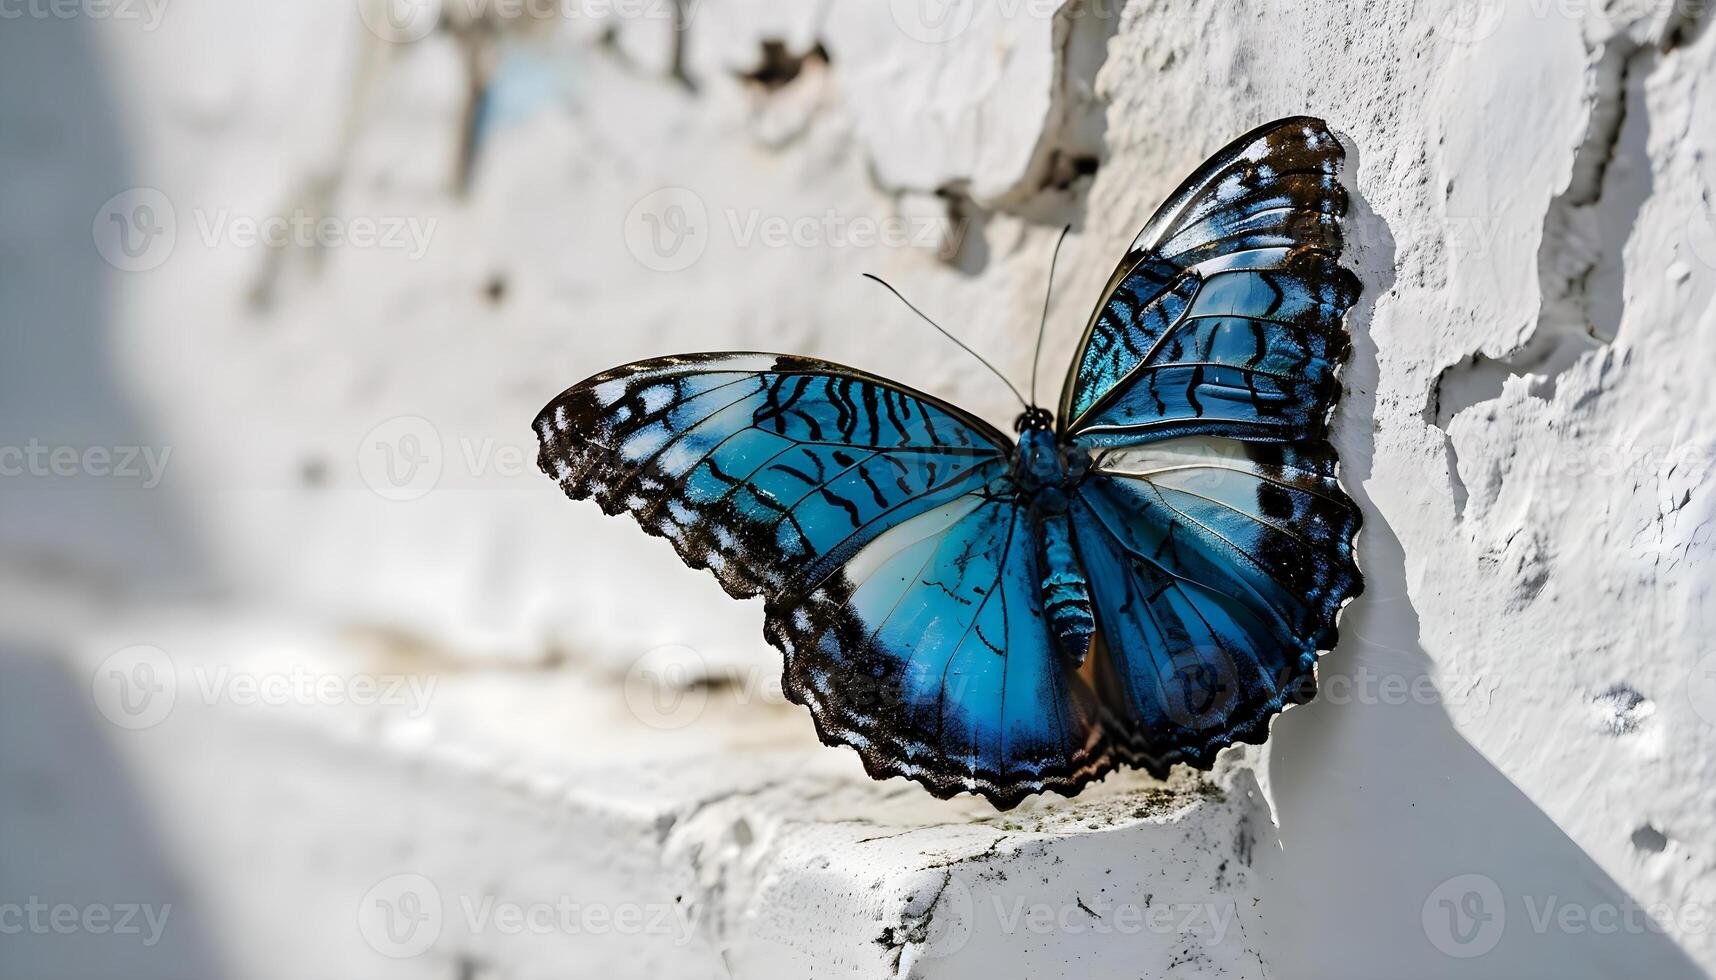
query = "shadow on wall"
xmin=0 ymin=647 xmax=224 ymax=980
xmin=1250 ymin=141 xmax=1704 ymax=978
xmin=0 ymin=16 xmax=202 ymax=591
xmin=0 ymin=17 xmax=220 ymax=980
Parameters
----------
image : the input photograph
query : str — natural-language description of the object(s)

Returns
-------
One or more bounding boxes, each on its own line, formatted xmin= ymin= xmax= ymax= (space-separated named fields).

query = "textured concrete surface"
xmin=4 ymin=0 xmax=1716 ymax=977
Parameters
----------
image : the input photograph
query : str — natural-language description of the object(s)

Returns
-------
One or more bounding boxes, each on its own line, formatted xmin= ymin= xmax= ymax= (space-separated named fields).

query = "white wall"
xmin=3 ymin=0 xmax=1714 ymax=977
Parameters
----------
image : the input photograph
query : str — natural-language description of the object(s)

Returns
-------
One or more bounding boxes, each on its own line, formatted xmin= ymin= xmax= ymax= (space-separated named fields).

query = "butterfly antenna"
xmin=861 ymin=273 xmax=1029 ymax=409
xmin=1028 ymin=224 xmax=1072 ymax=408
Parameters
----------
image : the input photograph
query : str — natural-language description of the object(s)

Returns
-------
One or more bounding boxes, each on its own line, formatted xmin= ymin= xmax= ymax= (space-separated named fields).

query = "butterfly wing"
xmin=1060 ymin=116 xmax=1354 ymax=442
xmin=535 ymin=353 xmax=1107 ymax=807
xmin=1058 ymin=117 xmax=1365 ymax=773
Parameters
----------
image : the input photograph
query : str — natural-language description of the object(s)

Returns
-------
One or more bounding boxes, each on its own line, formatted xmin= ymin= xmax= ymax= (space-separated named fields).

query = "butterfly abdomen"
xmin=1039 ymin=513 xmax=1095 ymax=664
xmin=1013 ymin=427 xmax=1096 ymax=664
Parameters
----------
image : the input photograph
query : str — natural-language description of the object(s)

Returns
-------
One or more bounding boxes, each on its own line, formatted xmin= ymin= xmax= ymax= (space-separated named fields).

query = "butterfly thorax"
xmin=1009 ymin=425 xmax=1089 ymax=511
xmin=1010 ymin=423 xmax=1096 ymax=663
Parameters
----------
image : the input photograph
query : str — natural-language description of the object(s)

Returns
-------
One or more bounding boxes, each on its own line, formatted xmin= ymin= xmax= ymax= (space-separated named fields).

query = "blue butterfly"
xmin=534 ymin=117 xmax=1363 ymax=809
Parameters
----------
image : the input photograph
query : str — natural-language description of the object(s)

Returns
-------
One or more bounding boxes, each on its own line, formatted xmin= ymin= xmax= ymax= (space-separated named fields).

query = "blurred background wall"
xmin=3 ymin=0 xmax=1715 ymax=977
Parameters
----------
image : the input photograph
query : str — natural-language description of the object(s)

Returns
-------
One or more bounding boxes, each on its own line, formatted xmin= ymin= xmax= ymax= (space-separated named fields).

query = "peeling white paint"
xmin=3 ymin=0 xmax=1715 ymax=977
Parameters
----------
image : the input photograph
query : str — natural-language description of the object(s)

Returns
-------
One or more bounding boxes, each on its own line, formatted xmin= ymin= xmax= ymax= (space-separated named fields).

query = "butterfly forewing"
xmin=1060 ymin=116 xmax=1351 ymax=435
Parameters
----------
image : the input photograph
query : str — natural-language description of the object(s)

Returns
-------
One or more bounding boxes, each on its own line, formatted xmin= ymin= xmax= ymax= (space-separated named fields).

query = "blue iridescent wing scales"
xmin=773 ymin=495 xmax=1110 ymax=805
xmin=1070 ymin=438 xmax=1360 ymax=772
xmin=536 ymin=353 xmax=1109 ymax=807
xmin=1059 ymin=117 xmax=1365 ymax=770
xmin=534 ymin=118 xmax=1368 ymax=804
xmin=537 ymin=354 xmax=1006 ymax=600
xmin=1060 ymin=116 xmax=1355 ymax=439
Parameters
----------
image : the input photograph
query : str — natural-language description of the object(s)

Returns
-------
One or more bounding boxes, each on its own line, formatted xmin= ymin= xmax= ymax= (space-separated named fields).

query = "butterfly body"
xmin=538 ymin=117 xmax=1365 ymax=808
xmin=1009 ymin=420 xmax=1098 ymax=663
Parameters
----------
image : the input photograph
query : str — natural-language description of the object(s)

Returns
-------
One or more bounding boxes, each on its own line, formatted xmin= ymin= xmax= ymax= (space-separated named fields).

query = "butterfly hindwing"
xmin=535 ymin=353 xmax=1108 ymax=807
xmin=771 ymin=494 xmax=1109 ymax=807
xmin=1060 ymin=117 xmax=1365 ymax=765
xmin=1070 ymin=438 xmax=1361 ymax=771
